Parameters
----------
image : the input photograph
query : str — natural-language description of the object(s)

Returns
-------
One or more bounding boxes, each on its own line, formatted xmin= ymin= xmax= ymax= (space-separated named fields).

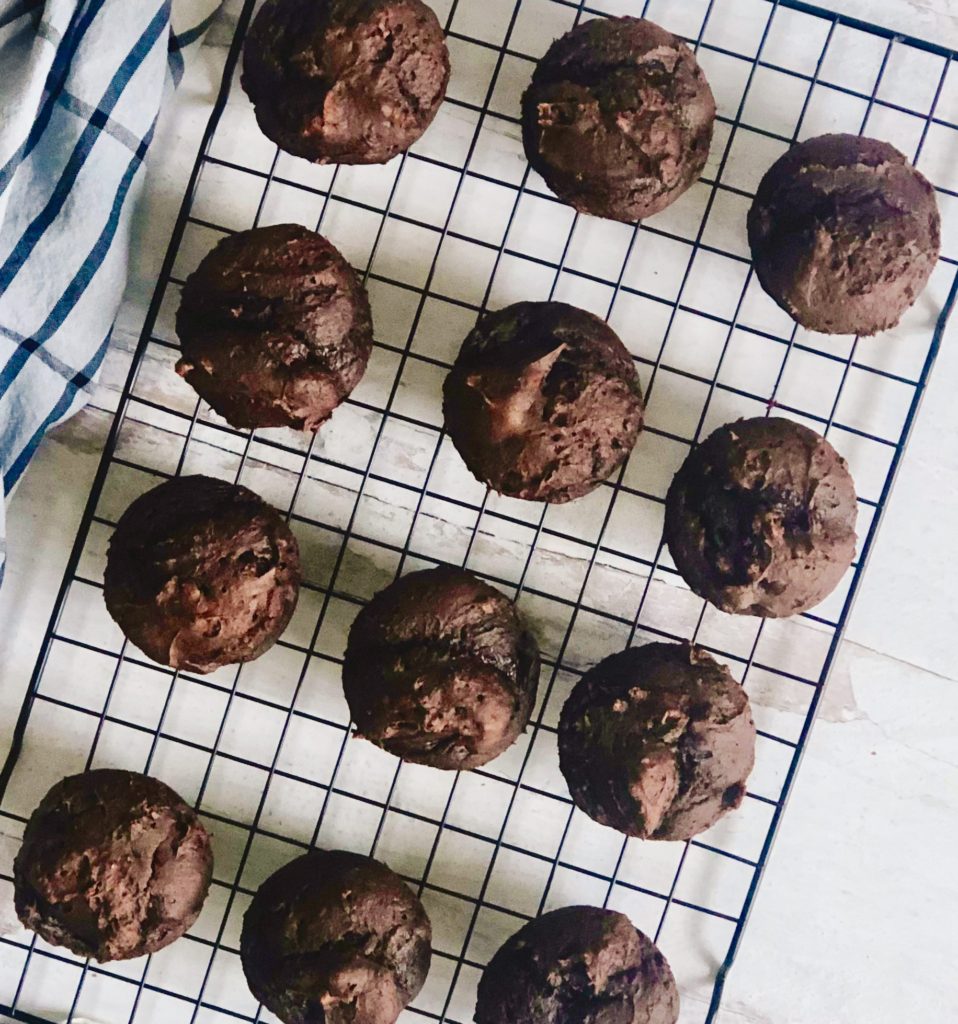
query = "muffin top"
xmin=343 ymin=566 xmax=540 ymax=769
xmin=665 ymin=417 xmax=858 ymax=617
xmin=243 ymin=0 xmax=450 ymax=164
xmin=748 ymin=133 xmax=940 ymax=335
xmin=476 ymin=905 xmax=679 ymax=1024
xmin=104 ymin=475 xmax=301 ymax=672
xmin=558 ymin=643 xmax=755 ymax=841
xmin=522 ymin=17 xmax=715 ymax=221
xmin=14 ymin=769 xmax=213 ymax=962
xmin=176 ymin=224 xmax=372 ymax=432
xmin=241 ymin=850 xmax=432 ymax=1024
xmin=443 ymin=301 xmax=644 ymax=503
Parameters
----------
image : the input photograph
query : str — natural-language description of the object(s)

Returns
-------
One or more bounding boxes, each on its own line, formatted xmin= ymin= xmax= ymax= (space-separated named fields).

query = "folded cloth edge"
xmin=0 ymin=0 xmax=224 ymax=588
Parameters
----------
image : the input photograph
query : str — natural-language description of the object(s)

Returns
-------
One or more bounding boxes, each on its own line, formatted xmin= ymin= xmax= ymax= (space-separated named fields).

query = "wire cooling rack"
xmin=2 ymin=0 xmax=958 ymax=1021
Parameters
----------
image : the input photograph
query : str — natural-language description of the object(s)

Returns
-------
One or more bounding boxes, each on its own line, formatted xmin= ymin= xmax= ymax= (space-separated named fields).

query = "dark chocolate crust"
xmin=104 ymin=475 xmax=301 ymax=673
xmin=442 ymin=302 xmax=644 ymax=504
xmin=664 ymin=417 xmax=858 ymax=617
xmin=343 ymin=566 xmax=540 ymax=769
xmin=475 ymin=905 xmax=679 ymax=1024
xmin=14 ymin=770 xmax=213 ymax=962
xmin=521 ymin=17 xmax=715 ymax=222
xmin=747 ymin=133 xmax=941 ymax=336
xmin=558 ymin=643 xmax=755 ymax=842
xmin=175 ymin=224 xmax=373 ymax=432
xmin=240 ymin=850 xmax=431 ymax=1024
xmin=242 ymin=0 xmax=450 ymax=165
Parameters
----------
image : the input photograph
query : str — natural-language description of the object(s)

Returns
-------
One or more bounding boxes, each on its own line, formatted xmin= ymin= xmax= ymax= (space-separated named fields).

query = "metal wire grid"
xmin=1 ymin=0 xmax=957 ymax=1021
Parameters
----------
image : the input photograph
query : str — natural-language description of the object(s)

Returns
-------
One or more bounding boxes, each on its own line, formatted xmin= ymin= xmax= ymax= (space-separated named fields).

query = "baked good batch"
xmin=558 ymin=643 xmax=755 ymax=841
xmin=242 ymin=0 xmax=450 ymax=165
xmin=343 ymin=566 xmax=540 ymax=769
xmin=665 ymin=417 xmax=858 ymax=618
xmin=104 ymin=474 xmax=301 ymax=673
xmin=240 ymin=850 xmax=431 ymax=1024
xmin=14 ymin=770 xmax=212 ymax=962
xmin=443 ymin=301 xmax=644 ymax=503
xmin=17 ymin=2 xmax=938 ymax=1013
xmin=176 ymin=223 xmax=373 ymax=432
xmin=521 ymin=16 xmax=716 ymax=222
xmin=748 ymin=133 xmax=941 ymax=335
xmin=475 ymin=905 xmax=679 ymax=1024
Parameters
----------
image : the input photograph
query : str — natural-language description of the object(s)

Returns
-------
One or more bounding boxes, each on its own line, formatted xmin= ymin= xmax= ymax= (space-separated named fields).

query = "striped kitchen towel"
xmin=0 ymin=0 xmax=223 ymax=586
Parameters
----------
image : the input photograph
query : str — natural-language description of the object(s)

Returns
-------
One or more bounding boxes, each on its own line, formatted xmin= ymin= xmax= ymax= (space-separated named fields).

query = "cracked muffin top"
xmin=241 ymin=850 xmax=431 ymax=1024
xmin=521 ymin=16 xmax=715 ymax=222
xmin=748 ymin=133 xmax=940 ymax=335
xmin=104 ymin=474 xmax=301 ymax=673
xmin=443 ymin=301 xmax=645 ymax=504
xmin=242 ymin=0 xmax=450 ymax=165
xmin=558 ymin=643 xmax=755 ymax=842
xmin=343 ymin=566 xmax=540 ymax=770
xmin=14 ymin=769 xmax=213 ymax=962
xmin=176 ymin=224 xmax=373 ymax=432
xmin=664 ymin=417 xmax=858 ymax=618
xmin=476 ymin=905 xmax=679 ymax=1024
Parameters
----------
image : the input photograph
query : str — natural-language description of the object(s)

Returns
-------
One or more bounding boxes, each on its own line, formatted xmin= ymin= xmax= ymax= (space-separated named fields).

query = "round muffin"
xmin=443 ymin=302 xmax=644 ymax=504
xmin=476 ymin=905 xmax=678 ymax=1024
xmin=14 ymin=769 xmax=212 ymax=962
xmin=521 ymin=17 xmax=715 ymax=222
xmin=747 ymin=133 xmax=941 ymax=335
xmin=343 ymin=566 xmax=540 ymax=769
xmin=242 ymin=0 xmax=450 ymax=165
xmin=558 ymin=643 xmax=755 ymax=842
xmin=104 ymin=475 xmax=301 ymax=673
xmin=176 ymin=224 xmax=373 ymax=432
xmin=664 ymin=417 xmax=858 ymax=617
xmin=241 ymin=850 xmax=431 ymax=1024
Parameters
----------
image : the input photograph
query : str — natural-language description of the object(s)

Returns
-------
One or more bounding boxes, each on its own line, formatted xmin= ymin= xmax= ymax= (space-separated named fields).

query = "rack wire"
xmin=1 ymin=0 xmax=957 ymax=1021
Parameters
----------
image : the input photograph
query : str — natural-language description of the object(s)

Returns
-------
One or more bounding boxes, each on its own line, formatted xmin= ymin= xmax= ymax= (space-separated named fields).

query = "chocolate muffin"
xmin=104 ymin=475 xmax=301 ymax=673
xmin=14 ymin=770 xmax=213 ymax=962
xmin=476 ymin=905 xmax=679 ymax=1024
xmin=242 ymin=0 xmax=450 ymax=165
xmin=241 ymin=850 xmax=431 ymax=1024
xmin=443 ymin=302 xmax=644 ymax=503
xmin=521 ymin=17 xmax=715 ymax=222
xmin=343 ymin=566 xmax=540 ymax=769
xmin=664 ymin=417 xmax=858 ymax=617
xmin=748 ymin=134 xmax=941 ymax=335
xmin=175 ymin=224 xmax=373 ymax=432
xmin=558 ymin=643 xmax=755 ymax=842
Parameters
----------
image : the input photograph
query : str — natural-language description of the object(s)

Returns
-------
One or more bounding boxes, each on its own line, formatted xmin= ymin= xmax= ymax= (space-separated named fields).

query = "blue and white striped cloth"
xmin=0 ymin=0 xmax=223 ymax=585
